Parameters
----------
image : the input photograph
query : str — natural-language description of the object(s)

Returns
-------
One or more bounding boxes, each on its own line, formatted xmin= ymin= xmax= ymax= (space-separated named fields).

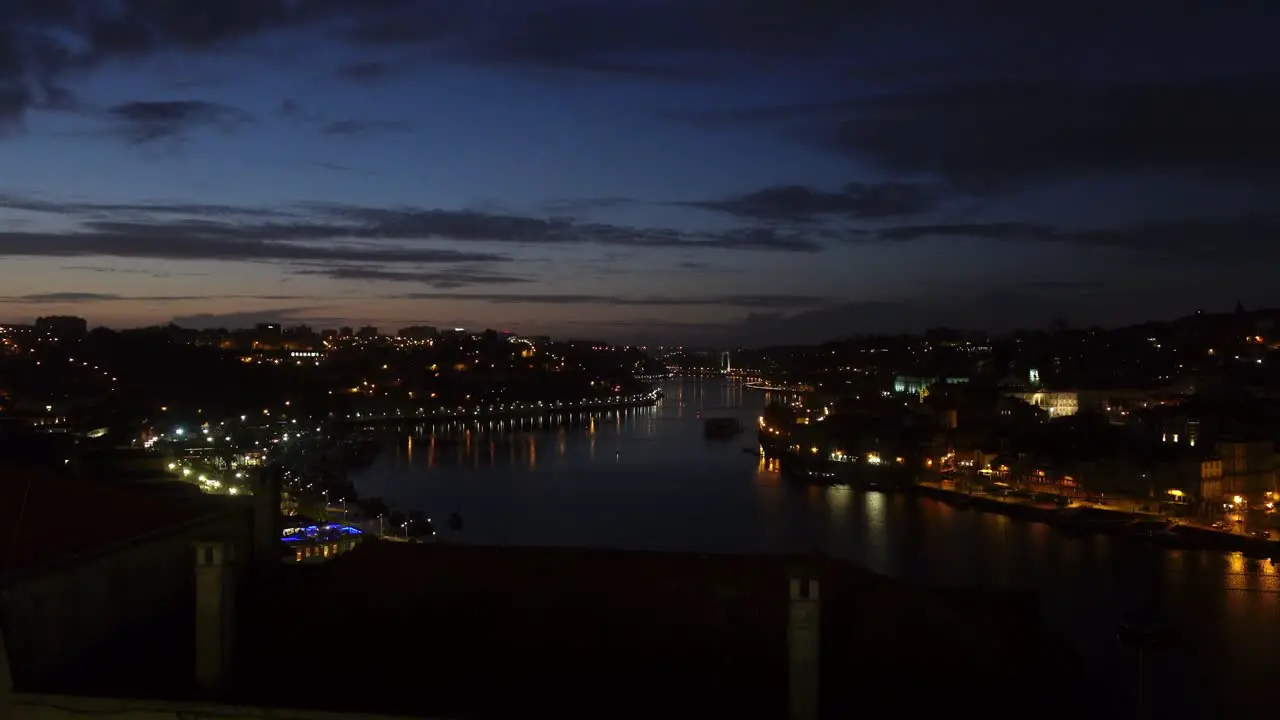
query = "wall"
xmin=11 ymin=694 xmax=428 ymax=720
xmin=0 ymin=510 xmax=250 ymax=689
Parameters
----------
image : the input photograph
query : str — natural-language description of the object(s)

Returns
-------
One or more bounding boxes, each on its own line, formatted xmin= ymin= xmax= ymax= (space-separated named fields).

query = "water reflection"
xmin=754 ymin=453 xmax=780 ymax=487
xmin=379 ymin=408 xmax=666 ymax=471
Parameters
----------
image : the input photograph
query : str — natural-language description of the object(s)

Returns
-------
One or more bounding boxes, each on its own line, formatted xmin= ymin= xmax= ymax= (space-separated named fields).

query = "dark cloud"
xmin=703 ymin=81 xmax=1280 ymax=190
xmin=299 ymin=265 xmax=532 ymax=288
xmin=395 ymin=292 xmax=828 ymax=309
xmin=276 ymin=99 xmax=405 ymax=141
xmin=346 ymin=0 xmax=882 ymax=79
xmin=687 ymin=182 xmax=940 ymax=223
xmin=724 ymin=290 xmax=1118 ymax=345
xmin=320 ymin=119 xmax=411 ymax=136
xmin=0 ymin=86 xmax=31 ymax=129
xmin=8 ymin=191 xmax=1271 ymax=270
xmin=0 ymin=228 xmax=504 ymax=265
xmin=842 ymin=81 xmax=1280 ymax=188
xmin=297 ymin=203 xmax=823 ymax=252
xmin=695 ymin=228 xmax=820 ymax=252
xmin=333 ymin=60 xmax=397 ymax=82
xmin=170 ymin=307 xmax=339 ymax=329
xmin=0 ymin=0 xmax=412 ymax=124
xmin=9 ymin=0 xmax=830 ymax=96
xmin=5 ymin=292 xmax=125 ymax=303
xmin=0 ymin=191 xmax=291 ymax=218
xmin=3 ymin=0 xmax=1275 ymax=129
xmin=877 ymin=222 xmax=1055 ymax=243
xmin=539 ymin=197 xmax=635 ymax=215
xmin=340 ymin=2 xmax=462 ymax=46
xmin=0 ymin=292 xmax=312 ymax=304
xmin=0 ymin=191 xmax=826 ymax=267
xmin=875 ymin=214 xmax=1280 ymax=263
xmin=108 ymin=100 xmax=253 ymax=143
xmin=60 ymin=265 xmax=208 ymax=278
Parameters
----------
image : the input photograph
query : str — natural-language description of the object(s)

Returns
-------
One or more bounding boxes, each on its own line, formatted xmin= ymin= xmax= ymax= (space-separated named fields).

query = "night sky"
xmin=1 ymin=1 xmax=1277 ymax=344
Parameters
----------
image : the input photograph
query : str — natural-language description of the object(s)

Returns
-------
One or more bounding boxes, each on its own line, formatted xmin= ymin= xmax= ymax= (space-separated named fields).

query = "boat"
xmin=340 ymin=437 xmax=379 ymax=468
xmin=703 ymin=417 xmax=743 ymax=439
xmin=1139 ymin=526 xmax=1189 ymax=548
xmin=1054 ymin=507 xmax=1134 ymax=536
xmin=1242 ymin=540 xmax=1275 ymax=560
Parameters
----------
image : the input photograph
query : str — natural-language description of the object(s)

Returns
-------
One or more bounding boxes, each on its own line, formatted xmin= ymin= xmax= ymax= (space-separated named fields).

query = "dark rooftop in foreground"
xmin=1 ymin=464 xmax=1100 ymax=720
xmin=0 ymin=474 xmax=217 ymax=580
xmin=225 ymin=541 xmax=1091 ymax=719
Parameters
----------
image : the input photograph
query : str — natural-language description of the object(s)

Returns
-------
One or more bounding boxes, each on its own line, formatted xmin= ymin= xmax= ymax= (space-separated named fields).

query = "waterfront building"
xmin=282 ymin=522 xmax=363 ymax=563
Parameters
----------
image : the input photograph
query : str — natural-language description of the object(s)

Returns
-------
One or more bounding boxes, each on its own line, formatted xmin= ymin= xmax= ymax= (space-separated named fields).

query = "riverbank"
xmin=333 ymin=392 xmax=660 ymax=426
xmin=909 ymin=482 xmax=1280 ymax=556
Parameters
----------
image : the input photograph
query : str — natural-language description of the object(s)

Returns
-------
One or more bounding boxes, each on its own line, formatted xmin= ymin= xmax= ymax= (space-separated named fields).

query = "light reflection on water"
xmin=352 ymin=379 xmax=1280 ymax=717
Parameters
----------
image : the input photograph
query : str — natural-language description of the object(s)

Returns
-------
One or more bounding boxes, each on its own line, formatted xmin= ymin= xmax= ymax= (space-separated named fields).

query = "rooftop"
xmin=0 ymin=473 xmax=219 ymax=581
xmin=232 ymin=541 xmax=1088 ymax=718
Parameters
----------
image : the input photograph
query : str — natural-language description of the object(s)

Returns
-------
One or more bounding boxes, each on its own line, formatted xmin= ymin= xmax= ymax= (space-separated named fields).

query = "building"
xmin=1 ymin=496 xmax=1089 ymax=718
xmin=1195 ymin=456 xmax=1225 ymax=501
xmin=0 ymin=472 xmax=271 ymax=703
xmin=397 ymin=325 xmax=438 ymax=340
xmin=34 ymin=316 xmax=87 ymax=339
xmin=1216 ymin=439 xmax=1278 ymax=499
xmin=894 ymin=375 xmax=968 ymax=395
xmin=281 ymin=521 xmax=363 ymax=563
xmin=1012 ymin=390 xmax=1080 ymax=418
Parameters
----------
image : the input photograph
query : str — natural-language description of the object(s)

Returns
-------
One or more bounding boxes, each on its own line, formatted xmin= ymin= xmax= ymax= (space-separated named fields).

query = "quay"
xmin=909 ymin=482 xmax=1280 ymax=555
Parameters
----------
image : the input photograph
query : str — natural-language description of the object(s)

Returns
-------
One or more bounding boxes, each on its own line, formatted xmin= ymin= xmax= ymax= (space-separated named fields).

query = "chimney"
xmin=1 ymin=626 xmax=13 ymax=715
xmin=788 ymin=576 xmax=819 ymax=720
xmin=194 ymin=540 xmax=235 ymax=695
xmin=251 ymin=468 xmax=282 ymax=568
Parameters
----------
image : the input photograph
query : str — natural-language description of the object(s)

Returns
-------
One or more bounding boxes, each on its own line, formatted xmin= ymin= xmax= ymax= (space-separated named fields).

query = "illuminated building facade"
xmin=893 ymin=376 xmax=968 ymax=394
xmin=1013 ymin=391 xmax=1079 ymax=418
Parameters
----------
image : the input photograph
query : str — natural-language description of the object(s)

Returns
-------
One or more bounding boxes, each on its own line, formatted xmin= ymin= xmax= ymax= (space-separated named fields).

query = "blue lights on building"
xmin=282 ymin=523 xmax=364 ymax=563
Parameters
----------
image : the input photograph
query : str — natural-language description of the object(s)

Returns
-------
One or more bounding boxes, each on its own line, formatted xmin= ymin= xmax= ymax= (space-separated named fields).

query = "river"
xmin=351 ymin=378 xmax=1280 ymax=717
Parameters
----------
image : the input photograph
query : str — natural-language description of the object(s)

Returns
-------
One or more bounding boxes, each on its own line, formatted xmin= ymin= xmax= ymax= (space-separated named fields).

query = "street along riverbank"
xmin=909 ymin=482 xmax=1280 ymax=556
